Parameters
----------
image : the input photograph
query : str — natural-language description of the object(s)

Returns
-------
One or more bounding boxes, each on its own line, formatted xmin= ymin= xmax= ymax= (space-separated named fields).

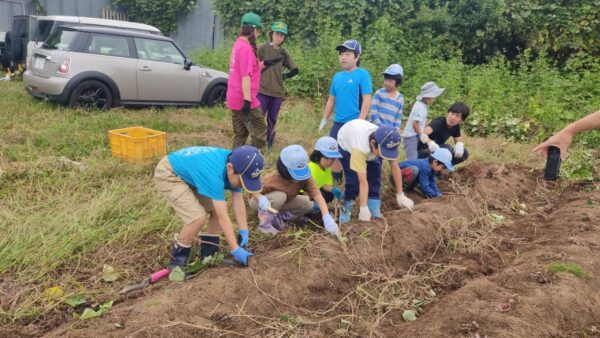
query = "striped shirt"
xmin=370 ymin=88 xmax=404 ymax=129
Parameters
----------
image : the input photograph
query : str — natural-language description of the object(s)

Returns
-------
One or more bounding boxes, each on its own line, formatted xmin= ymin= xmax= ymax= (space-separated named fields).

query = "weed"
xmin=546 ymin=262 xmax=590 ymax=279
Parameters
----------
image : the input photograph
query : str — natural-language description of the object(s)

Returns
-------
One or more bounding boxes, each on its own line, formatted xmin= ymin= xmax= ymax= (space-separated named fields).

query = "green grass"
xmin=546 ymin=262 xmax=590 ymax=279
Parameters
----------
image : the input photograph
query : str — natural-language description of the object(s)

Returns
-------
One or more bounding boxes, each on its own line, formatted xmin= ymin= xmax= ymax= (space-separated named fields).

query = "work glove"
xmin=419 ymin=133 xmax=430 ymax=144
xmin=427 ymin=140 xmax=439 ymax=153
xmin=358 ymin=206 xmax=371 ymax=222
xmin=257 ymin=195 xmax=271 ymax=212
xmin=263 ymin=56 xmax=284 ymax=67
xmin=231 ymin=246 xmax=253 ymax=266
xmin=241 ymin=100 xmax=251 ymax=117
xmin=318 ymin=118 xmax=327 ymax=132
xmin=396 ymin=193 xmax=414 ymax=211
xmin=238 ymin=229 xmax=249 ymax=248
xmin=322 ymin=213 xmax=340 ymax=236
xmin=331 ymin=187 xmax=344 ymax=200
xmin=454 ymin=142 xmax=464 ymax=158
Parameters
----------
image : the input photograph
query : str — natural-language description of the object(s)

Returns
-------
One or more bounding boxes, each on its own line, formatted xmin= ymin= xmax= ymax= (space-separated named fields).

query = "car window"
xmin=42 ymin=30 xmax=78 ymax=51
xmin=134 ymin=38 xmax=184 ymax=65
xmin=88 ymin=34 xmax=131 ymax=57
xmin=35 ymin=21 xmax=54 ymax=42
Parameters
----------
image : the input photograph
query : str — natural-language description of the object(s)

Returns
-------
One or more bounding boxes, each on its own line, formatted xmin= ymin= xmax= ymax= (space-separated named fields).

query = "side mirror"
xmin=184 ymin=59 xmax=193 ymax=70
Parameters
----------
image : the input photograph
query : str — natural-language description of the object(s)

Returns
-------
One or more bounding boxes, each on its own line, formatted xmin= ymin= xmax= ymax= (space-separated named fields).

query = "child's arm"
xmin=359 ymin=94 xmax=372 ymax=120
xmin=429 ymin=174 xmax=442 ymax=197
xmin=212 ymin=200 xmax=239 ymax=250
xmin=389 ymin=160 xmax=404 ymax=194
xmin=321 ymin=96 xmax=335 ymax=120
xmin=231 ymin=192 xmax=248 ymax=231
xmin=419 ymin=171 xmax=440 ymax=198
xmin=412 ymin=120 xmax=422 ymax=135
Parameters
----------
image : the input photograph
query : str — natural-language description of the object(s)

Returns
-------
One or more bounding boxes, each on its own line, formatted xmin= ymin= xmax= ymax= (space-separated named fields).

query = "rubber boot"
xmin=168 ymin=241 xmax=191 ymax=270
xmin=199 ymin=234 xmax=220 ymax=260
xmin=367 ymin=198 xmax=383 ymax=218
xmin=340 ymin=200 xmax=353 ymax=224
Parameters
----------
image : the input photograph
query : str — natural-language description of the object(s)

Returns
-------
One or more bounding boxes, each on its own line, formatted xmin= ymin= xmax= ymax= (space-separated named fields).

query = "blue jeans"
xmin=340 ymin=148 xmax=382 ymax=201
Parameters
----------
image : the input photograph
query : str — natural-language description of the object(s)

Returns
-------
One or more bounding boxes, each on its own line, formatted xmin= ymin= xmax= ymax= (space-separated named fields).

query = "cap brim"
xmin=288 ymin=165 xmax=311 ymax=180
xmin=335 ymin=44 xmax=345 ymax=51
xmin=240 ymin=175 xmax=262 ymax=193
xmin=444 ymin=162 xmax=455 ymax=172
xmin=322 ymin=150 xmax=343 ymax=158
xmin=379 ymin=145 xmax=399 ymax=161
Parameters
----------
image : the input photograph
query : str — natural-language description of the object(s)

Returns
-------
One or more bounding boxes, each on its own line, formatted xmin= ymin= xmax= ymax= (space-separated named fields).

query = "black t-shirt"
xmin=418 ymin=116 xmax=461 ymax=150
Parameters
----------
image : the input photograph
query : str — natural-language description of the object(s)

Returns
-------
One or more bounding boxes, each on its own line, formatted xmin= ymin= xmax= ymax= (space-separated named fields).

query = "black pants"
xmin=418 ymin=143 xmax=469 ymax=165
xmin=320 ymin=188 xmax=334 ymax=203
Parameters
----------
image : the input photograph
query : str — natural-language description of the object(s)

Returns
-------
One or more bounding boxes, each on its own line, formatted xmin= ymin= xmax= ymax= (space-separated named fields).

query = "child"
xmin=227 ymin=12 xmax=267 ymax=150
xmin=308 ymin=136 xmax=345 ymax=203
xmin=318 ymin=39 xmax=373 ymax=182
xmin=418 ymin=102 xmax=470 ymax=165
xmin=249 ymin=145 xmax=339 ymax=236
xmin=403 ymin=82 xmax=445 ymax=160
xmin=257 ymin=21 xmax=299 ymax=150
xmin=153 ymin=145 xmax=271 ymax=269
xmin=370 ymin=64 xmax=404 ymax=130
xmin=398 ymin=148 xmax=455 ymax=198
xmin=336 ymin=119 xmax=415 ymax=223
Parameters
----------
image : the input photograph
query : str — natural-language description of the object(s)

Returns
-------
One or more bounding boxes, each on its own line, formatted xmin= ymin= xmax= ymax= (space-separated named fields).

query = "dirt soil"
xmin=5 ymin=163 xmax=600 ymax=337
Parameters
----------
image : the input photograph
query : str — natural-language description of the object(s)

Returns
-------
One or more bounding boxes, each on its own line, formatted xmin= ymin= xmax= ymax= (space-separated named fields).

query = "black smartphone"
xmin=544 ymin=146 xmax=561 ymax=180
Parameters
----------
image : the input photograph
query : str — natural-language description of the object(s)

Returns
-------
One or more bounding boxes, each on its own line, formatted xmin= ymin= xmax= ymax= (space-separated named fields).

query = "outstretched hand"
xmin=532 ymin=131 xmax=573 ymax=160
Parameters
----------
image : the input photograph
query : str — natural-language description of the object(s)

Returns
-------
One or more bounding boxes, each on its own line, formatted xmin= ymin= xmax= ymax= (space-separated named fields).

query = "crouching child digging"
xmin=154 ymin=145 xmax=268 ymax=270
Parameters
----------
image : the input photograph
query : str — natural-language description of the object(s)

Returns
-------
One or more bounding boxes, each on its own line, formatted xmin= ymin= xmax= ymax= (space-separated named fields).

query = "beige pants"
xmin=153 ymin=156 xmax=214 ymax=225
xmin=248 ymin=191 xmax=313 ymax=215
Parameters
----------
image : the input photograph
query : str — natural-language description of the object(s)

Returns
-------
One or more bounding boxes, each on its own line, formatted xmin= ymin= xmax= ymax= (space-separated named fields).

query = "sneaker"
xmin=258 ymin=210 xmax=279 ymax=235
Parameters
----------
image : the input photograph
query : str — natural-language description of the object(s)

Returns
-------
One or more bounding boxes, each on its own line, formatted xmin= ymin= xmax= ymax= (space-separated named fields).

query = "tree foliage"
xmin=113 ymin=0 xmax=195 ymax=34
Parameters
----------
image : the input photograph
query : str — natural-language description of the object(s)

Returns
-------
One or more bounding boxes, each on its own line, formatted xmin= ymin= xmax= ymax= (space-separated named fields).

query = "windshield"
xmin=42 ymin=30 xmax=77 ymax=51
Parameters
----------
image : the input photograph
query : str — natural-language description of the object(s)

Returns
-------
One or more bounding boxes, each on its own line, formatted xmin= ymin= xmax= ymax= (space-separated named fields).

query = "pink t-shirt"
xmin=226 ymin=38 xmax=261 ymax=110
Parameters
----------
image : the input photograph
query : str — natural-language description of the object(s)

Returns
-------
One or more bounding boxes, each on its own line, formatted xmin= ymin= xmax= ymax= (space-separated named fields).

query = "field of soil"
xmin=5 ymin=163 xmax=600 ymax=337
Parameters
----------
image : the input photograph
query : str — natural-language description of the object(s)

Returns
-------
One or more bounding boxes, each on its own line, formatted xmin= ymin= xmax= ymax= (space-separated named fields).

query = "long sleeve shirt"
xmin=399 ymin=158 xmax=441 ymax=198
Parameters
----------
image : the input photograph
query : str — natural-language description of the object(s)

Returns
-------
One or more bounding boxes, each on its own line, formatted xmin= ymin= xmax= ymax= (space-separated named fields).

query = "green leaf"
xmin=102 ymin=264 xmax=119 ymax=283
xmin=169 ymin=266 xmax=185 ymax=282
xmin=489 ymin=213 xmax=505 ymax=223
xmin=402 ymin=309 xmax=417 ymax=321
xmin=64 ymin=294 xmax=87 ymax=307
xmin=99 ymin=300 xmax=113 ymax=313
xmin=78 ymin=308 xmax=102 ymax=320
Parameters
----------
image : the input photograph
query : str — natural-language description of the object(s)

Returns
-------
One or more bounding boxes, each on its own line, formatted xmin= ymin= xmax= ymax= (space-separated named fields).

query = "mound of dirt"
xmin=8 ymin=163 xmax=600 ymax=337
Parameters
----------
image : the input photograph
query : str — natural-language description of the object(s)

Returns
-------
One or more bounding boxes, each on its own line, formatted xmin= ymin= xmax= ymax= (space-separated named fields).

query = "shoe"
xmin=168 ymin=241 xmax=191 ymax=270
xmin=340 ymin=200 xmax=353 ymax=224
xmin=367 ymin=198 xmax=383 ymax=218
xmin=273 ymin=211 xmax=295 ymax=230
xmin=199 ymin=234 xmax=220 ymax=260
xmin=258 ymin=210 xmax=279 ymax=235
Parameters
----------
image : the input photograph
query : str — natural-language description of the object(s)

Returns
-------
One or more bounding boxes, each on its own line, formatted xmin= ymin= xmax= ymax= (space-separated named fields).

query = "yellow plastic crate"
xmin=108 ymin=126 xmax=167 ymax=162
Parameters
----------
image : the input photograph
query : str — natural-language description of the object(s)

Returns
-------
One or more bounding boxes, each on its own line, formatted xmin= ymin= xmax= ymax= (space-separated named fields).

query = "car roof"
xmin=32 ymin=15 xmax=161 ymax=33
xmin=58 ymin=25 xmax=173 ymax=41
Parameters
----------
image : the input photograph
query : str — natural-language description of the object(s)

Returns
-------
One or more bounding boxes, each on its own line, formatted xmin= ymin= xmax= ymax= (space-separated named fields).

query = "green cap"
xmin=241 ymin=12 xmax=263 ymax=29
xmin=271 ymin=21 xmax=288 ymax=35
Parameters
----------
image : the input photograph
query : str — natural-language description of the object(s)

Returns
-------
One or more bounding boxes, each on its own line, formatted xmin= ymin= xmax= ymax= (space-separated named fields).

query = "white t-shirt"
xmin=337 ymin=119 xmax=379 ymax=166
xmin=403 ymin=100 xmax=429 ymax=137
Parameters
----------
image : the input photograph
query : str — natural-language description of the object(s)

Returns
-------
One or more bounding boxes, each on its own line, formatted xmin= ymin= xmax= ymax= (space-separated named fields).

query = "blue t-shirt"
xmin=167 ymin=147 xmax=243 ymax=201
xmin=399 ymin=158 xmax=441 ymax=198
xmin=329 ymin=68 xmax=373 ymax=123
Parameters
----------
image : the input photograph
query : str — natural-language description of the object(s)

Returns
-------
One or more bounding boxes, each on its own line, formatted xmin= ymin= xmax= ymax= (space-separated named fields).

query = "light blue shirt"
xmin=167 ymin=147 xmax=242 ymax=201
xmin=403 ymin=100 xmax=429 ymax=137
xmin=370 ymin=88 xmax=404 ymax=129
xmin=329 ymin=68 xmax=373 ymax=123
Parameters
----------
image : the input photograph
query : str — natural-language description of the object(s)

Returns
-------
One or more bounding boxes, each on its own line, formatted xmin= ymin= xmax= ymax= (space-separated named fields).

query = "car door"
xmin=134 ymin=38 xmax=199 ymax=103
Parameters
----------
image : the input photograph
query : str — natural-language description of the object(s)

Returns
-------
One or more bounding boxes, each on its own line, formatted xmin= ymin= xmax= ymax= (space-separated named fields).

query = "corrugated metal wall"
xmin=0 ymin=0 xmax=223 ymax=51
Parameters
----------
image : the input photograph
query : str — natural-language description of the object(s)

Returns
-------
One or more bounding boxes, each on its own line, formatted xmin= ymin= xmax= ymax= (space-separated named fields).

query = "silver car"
xmin=24 ymin=26 xmax=228 ymax=109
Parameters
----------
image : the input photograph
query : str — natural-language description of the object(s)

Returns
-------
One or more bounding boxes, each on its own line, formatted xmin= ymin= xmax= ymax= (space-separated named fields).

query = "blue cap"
xmin=336 ymin=39 xmax=362 ymax=55
xmin=374 ymin=126 xmax=401 ymax=160
xmin=280 ymin=145 xmax=311 ymax=180
xmin=315 ymin=136 xmax=342 ymax=158
xmin=431 ymin=148 xmax=455 ymax=172
xmin=383 ymin=64 xmax=404 ymax=77
xmin=230 ymin=145 xmax=264 ymax=193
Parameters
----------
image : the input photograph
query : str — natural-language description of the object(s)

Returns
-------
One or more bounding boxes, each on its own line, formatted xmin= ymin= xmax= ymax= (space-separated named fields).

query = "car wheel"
xmin=205 ymin=84 xmax=227 ymax=107
xmin=68 ymin=80 xmax=113 ymax=110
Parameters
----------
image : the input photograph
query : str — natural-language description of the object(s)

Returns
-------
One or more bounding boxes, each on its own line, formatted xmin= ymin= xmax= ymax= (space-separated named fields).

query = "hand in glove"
xmin=322 ymin=213 xmax=340 ymax=236
xmin=238 ymin=229 xmax=249 ymax=248
xmin=427 ymin=140 xmax=440 ymax=153
xmin=396 ymin=193 xmax=414 ymax=211
xmin=241 ymin=100 xmax=251 ymax=117
xmin=454 ymin=142 xmax=464 ymax=158
xmin=358 ymin=206 xmax=371 ymax=221
xmin=263 ymin=56 xmax=284 ymax=67
xmin=231 ymin=246 xmax=253 ymax=266
xmin=257 ymin=195 xmax=271 ymax=212
xmin=331 ymin=187 xmax=344 ymax=200
xmin=419 ymin=133 xmax=431 ymax=144
xmin=318 ymin=118 xmax=327 ymax=132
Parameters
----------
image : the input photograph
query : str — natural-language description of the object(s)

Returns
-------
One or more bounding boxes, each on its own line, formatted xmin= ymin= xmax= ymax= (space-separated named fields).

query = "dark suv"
xmin=23 ymin=26 xmax=228 ymax=109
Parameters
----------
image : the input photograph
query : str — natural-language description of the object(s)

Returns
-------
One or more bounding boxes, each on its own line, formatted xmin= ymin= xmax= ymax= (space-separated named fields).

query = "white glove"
xmin=396 ymin=193 xmax=414 ymax=211
xmin=318 ymin=118 xmax=327 ymax=132
xmin=322 ymin=213 xmax=340 ymax=236
xmin=454 ymin=142 xmax=464 ymax=158
xmin=419 ymin=133 xmax=430 ymax=144
xmin=257 ymin=195 xmax=271 ymax=212
xmin=358 ymin=206 xmax=371 ymax=221
xmin=427 ymin=141 xmax=439 ymax=153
